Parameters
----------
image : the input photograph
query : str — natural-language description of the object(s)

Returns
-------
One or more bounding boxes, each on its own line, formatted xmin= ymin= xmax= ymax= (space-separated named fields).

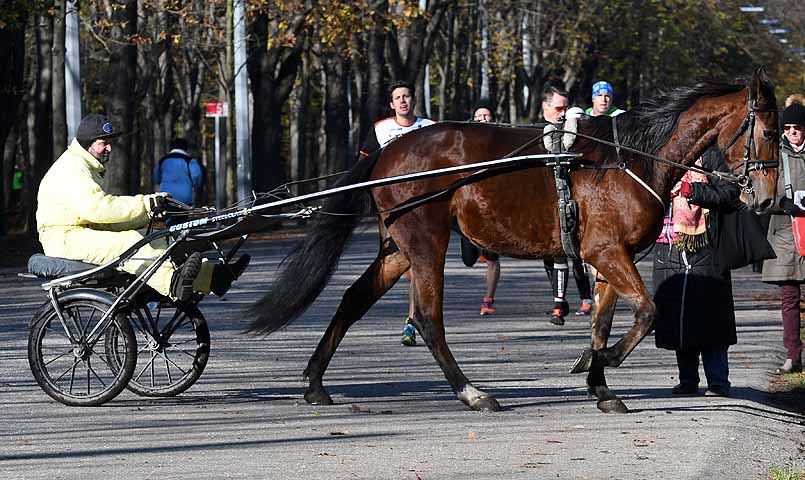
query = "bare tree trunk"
xmin=105 ymin=0 xmax=137 ymax=195
xmin=289 ymin=44 xmax=310 ymax=191
xmin=52 ymin=0 xmax=67 ymax=155
xmin=0 ymin=18 xmax=27 ymax=234
xmin=247 ymin=8 xmax=304 ymax=191
xmin=323 ymin=53 xmax=349 ymax=175
xmin=360 ymin=0 xmax=387 ymax=143
xmin=32 ymin=8 xmax=54 ymax=188
xmin=385 ymin=0 xmax=452 ymax=118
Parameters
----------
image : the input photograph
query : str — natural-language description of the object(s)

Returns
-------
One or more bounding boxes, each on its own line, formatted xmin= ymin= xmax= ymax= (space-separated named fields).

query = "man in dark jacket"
xmin=653 ymin=148 xmax=746 ymax=397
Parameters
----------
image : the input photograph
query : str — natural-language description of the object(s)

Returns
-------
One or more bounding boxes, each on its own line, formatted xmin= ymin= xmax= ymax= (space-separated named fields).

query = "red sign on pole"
xmin=205 ymin=102 xmax=229 ymax=117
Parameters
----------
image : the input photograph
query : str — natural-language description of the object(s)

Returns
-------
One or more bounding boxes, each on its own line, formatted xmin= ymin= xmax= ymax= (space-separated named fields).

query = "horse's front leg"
xmin=572 ymin=246 xmax=656 ymax=371
xmin=580 ymin=277 xmax=628 ymax=413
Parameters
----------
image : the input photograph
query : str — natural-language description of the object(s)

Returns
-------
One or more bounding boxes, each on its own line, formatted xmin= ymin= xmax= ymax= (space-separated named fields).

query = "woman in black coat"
xmin=653 ymin=147 xmax=769 ymax=397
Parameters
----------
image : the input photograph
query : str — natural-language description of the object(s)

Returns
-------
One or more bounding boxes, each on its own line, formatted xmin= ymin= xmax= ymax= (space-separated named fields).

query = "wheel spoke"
xmin=42 ymin=348 xmax=73 ymax=367
xmin=85 ymin=356 xmax=108 ymax=388
xmin=68 ymin=360 xmax=78 ymax=393
xmin=51 ymin=357 xmax=81 ymax=383
xmin=159 ymin=350 xmax=188 ymax=376
xmin=132 ymin=351 xmax=157 ymax=383
xmin=44 ymin=325 xmax=73 ymax=342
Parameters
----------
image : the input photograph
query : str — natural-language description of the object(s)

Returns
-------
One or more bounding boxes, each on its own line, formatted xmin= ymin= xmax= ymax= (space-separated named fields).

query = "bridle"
xmin=723 ymin=94 xmax=779 ymax=195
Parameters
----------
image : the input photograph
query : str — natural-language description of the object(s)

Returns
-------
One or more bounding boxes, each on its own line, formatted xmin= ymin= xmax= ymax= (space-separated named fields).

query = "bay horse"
xmin=249 ymin=68 xmax=778 ymax=413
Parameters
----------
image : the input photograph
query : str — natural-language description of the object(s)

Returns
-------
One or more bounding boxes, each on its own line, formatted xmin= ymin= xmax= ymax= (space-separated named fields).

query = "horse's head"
xmin=720 ymin=67 xmax=779 ymax=213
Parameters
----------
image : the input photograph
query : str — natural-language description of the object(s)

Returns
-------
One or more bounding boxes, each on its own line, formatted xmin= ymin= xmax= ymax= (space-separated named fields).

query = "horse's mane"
xmin=582 ymin=82 xmax=747 ymax=177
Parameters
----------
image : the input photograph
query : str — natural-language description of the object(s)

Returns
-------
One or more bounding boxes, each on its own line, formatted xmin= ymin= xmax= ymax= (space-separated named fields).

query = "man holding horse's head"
xmin=36 ymin=114 xmax=249 ymax=302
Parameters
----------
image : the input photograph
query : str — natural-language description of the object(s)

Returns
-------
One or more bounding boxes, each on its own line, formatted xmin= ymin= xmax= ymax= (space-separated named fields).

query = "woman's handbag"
xmin=716 ymin=205 xmax=776 ymax=271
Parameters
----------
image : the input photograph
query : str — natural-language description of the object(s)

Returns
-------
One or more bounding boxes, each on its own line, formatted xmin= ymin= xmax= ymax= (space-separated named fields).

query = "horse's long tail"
xmin=246 ymin=152 xmax=379 ymax=335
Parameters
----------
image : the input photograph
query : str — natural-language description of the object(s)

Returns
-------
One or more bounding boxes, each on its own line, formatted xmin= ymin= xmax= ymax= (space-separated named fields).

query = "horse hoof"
xmin=570 ymin=348 xmax=595 ymax=374
xmin=473 ymin=396 xmax=501 ymax=412
xmin=597 ymin=398 xmax=628 ymax=414
xmin=304 ymin=387 xmax=334 ymax=406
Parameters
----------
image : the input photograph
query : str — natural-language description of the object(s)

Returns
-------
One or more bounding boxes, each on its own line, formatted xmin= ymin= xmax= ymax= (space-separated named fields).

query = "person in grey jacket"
xmin=761 ymin=103 xmax=805 ymax=374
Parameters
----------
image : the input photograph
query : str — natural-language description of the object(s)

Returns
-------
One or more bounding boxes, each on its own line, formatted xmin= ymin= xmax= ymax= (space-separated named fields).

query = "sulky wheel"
xmin=28 ymin=294 xmax=137 ymax=407
xmin=108 ymin=299 xmax=210 ymax=397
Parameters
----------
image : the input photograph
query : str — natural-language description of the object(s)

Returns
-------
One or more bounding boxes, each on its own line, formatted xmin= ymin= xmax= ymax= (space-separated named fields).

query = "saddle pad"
xmin=27 ymin=253 xmax=97 ymax=279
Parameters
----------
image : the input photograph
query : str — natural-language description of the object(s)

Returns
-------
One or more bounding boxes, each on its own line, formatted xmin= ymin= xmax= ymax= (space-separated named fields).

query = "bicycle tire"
xmin=110 ymin=301 xmax=209 ymax=397
xmin=28 ymin=297 xmax=136 ymax=407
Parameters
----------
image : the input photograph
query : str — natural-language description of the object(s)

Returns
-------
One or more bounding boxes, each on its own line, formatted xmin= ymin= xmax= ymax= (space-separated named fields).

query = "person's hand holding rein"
xmin=147 ymin=192 xmax=171 ymax=216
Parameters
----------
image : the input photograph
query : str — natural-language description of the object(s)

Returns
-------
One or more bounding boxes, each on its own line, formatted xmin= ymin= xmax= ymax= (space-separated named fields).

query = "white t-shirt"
xmin=360 ymin=117 xmax=435 ymax=156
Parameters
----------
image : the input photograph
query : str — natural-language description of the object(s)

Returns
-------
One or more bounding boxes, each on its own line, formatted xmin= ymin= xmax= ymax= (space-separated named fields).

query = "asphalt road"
xmin=0 ymin=230 xmax=803 ymax=479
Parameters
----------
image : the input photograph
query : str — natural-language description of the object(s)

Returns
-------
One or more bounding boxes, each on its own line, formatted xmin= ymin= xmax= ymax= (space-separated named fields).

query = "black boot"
xmin=211 ymin=254 xmax=251 ymax=297
xmin=170 ymin=252 xmax=202 ymax=302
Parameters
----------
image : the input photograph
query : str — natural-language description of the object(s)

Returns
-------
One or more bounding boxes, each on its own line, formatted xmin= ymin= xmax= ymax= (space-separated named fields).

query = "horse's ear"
xmin=751 ymin=66 xmax=774 ymax=109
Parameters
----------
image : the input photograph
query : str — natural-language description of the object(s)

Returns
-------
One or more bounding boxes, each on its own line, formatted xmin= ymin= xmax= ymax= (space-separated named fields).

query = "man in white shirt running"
xmin=357 ymin=80 xmax=435 ymax=347
xmin=359 ymin=81 xmax=435 ymax=158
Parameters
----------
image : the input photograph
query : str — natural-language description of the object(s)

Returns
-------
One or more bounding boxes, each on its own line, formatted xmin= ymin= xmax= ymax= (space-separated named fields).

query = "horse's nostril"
xmin=758 ymin=198 xmax=773 ymax=211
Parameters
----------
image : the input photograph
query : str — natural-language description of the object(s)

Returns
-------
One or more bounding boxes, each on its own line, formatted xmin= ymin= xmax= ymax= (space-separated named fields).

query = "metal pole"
xmin=234 ymin=0 xmax=252 ymax=201
xmin=480 ymin=0 xmax=489 ymax=99
xmin=65 ymin=0 xmax=82 ymax=142
xmin=419 ymin=0 xmax=431 ymax=118
xmin=215 ymin=116 xmax=223 ymax=209
xmin=522 ymin=13 xmax=530 ymax=110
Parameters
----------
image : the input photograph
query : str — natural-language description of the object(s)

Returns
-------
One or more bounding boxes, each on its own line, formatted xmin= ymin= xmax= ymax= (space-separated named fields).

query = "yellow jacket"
xmin=37 ymin=139 xmax=152 ymax=234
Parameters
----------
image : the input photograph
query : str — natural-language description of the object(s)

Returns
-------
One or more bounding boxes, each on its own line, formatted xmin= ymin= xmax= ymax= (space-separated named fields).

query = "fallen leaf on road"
xmin=468 ymin=431 xmax=477 ymax=440
xmin=349 ymin=404 xmax=371 ymax=413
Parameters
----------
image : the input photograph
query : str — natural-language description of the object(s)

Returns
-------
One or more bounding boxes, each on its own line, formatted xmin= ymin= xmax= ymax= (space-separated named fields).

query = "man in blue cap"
xmin=586 ymin=81 xmax=625 ymax=117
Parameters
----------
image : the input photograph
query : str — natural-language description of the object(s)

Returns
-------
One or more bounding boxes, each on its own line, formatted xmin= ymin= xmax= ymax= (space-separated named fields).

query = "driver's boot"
xmin=170 ymin=252 xmax=202 ymax=302
xmin=211 ymin=254 xmax=251 ymax=297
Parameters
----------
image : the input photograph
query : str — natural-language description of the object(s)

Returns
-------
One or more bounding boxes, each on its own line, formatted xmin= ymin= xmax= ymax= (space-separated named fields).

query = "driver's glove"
xmin=146 ymin=192 xmax=171 ymax=216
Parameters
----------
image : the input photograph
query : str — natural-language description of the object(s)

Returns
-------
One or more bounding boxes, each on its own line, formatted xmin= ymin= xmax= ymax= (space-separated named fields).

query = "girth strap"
xmin=549 ymin=124 xmax=582 ymax=259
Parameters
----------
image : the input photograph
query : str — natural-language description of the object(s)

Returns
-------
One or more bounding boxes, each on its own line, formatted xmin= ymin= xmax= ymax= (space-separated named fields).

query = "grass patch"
xmin=768 ymin=466 xmax=805 ymax=480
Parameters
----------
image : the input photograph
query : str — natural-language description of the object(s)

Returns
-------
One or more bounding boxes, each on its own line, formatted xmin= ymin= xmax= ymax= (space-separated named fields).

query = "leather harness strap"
xmin=550 ymin=123 xmax=582 ymax=259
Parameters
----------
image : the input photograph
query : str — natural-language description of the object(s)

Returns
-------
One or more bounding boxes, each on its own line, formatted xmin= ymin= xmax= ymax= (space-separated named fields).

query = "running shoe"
xmin=575 ymin=299 xmax=593 ymax=316
xmin=549 ymin=301 xmax=569 ymax=326
xmin=480 ymin=297 xmax=495 ymax=315
xmin=401 ymin=321 xmax=416 ymax=346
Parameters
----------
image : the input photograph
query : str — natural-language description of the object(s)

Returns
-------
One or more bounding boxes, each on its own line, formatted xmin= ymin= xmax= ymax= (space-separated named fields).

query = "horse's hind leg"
xmin=405 ymin=241 xmax=501 ymax=412
xmin=584 ymin=278 xmax=628 ymax=413
xmin=303 ymin=245 xmax=409 ymax=405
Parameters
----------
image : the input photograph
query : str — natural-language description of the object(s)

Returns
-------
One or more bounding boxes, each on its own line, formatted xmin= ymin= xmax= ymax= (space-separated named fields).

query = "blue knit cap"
xmin=592 ymin=81 xmax=613 ymax=99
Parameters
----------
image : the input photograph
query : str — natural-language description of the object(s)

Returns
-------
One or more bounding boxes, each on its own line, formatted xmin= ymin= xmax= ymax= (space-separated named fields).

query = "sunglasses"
xmin=547 ymin=104 xmax=568 ymax=113
xmin=784 ymin=125 xmax=803 ymax=131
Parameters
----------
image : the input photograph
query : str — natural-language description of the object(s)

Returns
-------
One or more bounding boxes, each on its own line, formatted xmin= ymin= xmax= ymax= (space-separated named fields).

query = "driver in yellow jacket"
xmin=37 ymin=114 xmax=248 ymax=301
